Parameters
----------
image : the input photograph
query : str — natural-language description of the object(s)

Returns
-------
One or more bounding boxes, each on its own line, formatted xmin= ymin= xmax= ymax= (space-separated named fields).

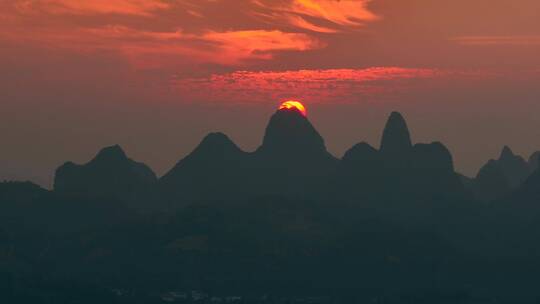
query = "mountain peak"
xmin=412 ymin=142 xmax=455 ymax=172
xmin=276 ymin=105 xmax=306 ymax=117
xmin=529 ymin=151 xmax=540 ymax=170
xmin=499 ymin=146 xmax=515 ymax=160
xmin=494 ymin=146 xmax=530 ymax=189
xmin=54 ymin=145 xmax=156 ymax=197
xmin=160 ymin=132 xmax=245 ymax=184
xmin=93 ymin=145 xmax=128 ymax=163
xmin=277 ymin=105 xmax=305 ymax=117
xmin=192 ymin=132 xmax=243 ymax=156
xmin=340 ymin=142 xmax=381 ymax=174
xmin=199 ymin=132 xmax=236 ymax=147
xmin=380 ymin=111 xmax=412 ymax=154
xmin=259 ymin=108 xmax=327 ymax=156
xmin=473 ymin=159 xmax=511 ymax=202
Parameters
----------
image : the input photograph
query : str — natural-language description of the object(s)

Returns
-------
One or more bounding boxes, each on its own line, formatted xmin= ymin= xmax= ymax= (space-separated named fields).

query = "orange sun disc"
xmin=279 ymin=101 xmax=307 ymax=117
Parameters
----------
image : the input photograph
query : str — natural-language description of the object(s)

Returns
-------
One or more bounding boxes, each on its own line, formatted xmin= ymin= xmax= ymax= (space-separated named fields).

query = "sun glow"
xmin=279 ymin=100 xmax=307 ymax=116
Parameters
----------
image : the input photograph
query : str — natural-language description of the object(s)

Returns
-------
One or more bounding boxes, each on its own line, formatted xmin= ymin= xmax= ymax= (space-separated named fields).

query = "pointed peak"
xmin=499 ymin=146 xmax=515 ymax=160
xmin=380 ymin=111 xmax=412 ymax=154
xmin=93 ymin=145 xmax=128 ymax=162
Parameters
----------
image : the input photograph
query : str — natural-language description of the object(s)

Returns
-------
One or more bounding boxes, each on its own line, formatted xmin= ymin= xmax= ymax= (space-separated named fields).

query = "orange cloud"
xmin=286 ymin=15 xmax=338 ymax=33
xmin=2 ymin=0 xmax=340 ymax=67
xmin=253 ymin=0 xmax=378 ymax=32
xmin=203 ymin=30 xmax=324 ymax=63
xmin=13 ymin=0 xmax=170 ymax=16
xmin=0 ymin=0 xmax=380 ymax=68
xmin=289 ymin=0 xmax=378 ymax=26
xmin=0 ymin=24 xmax=322 ymax=67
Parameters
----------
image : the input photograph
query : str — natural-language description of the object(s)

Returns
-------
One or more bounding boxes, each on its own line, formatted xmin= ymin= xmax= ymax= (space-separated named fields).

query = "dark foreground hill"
xmin=1 ymin=109 xmax=540 ymax=303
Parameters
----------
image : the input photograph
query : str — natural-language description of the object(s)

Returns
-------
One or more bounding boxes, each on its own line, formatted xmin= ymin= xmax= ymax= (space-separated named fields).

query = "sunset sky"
xmin=1 ymin=0 xmax=540 ymax=187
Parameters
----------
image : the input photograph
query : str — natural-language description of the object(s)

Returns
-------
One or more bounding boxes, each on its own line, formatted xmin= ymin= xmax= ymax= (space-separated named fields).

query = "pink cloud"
xmin=171 ymin=67 xmax=451 ymax=103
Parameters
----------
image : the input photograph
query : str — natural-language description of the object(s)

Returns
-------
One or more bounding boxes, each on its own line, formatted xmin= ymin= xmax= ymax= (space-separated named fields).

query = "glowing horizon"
xmin=1 ymin=0 xmax=540 ymax=186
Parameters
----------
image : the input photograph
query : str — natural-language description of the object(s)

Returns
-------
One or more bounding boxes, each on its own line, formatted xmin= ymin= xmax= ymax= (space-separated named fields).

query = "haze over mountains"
xmin=50 ymin=107 xmax=539 ymax=210
xmin=2 ymin=107 xmax=540 ymax=303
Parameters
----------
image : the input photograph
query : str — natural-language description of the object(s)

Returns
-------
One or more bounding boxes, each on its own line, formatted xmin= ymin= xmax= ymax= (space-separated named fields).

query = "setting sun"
xmin=279 ymin=100 xmax=307 ymax=117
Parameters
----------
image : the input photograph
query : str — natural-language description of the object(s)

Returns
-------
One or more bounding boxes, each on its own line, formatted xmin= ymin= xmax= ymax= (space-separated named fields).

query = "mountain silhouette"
xmin=252 ymin=107 xmax=337 ymax=196
xmin=497 ymin=146 xmax=530 ymax=188
xmin=472 ymin=159 xmax=511 ymax=202
xmin=335 ymin=112 xmax=465 ymax=203
xmin=159 ymin=132 xmax=249 ymax=204
xmin=529 ymin=151 xmax=540 ymax=172
xmin=492 ymin=165 xmax=540 ymax=235
xmin=47 ymin=110 xmax=473 ymax=210
xmin=412 ymin=142 xmax=454 ymax=173
xmin=54 ymin=145 xmax=157 ymax=200
xmin=470 ymin=146 xmax=534 ymax=202
xmin=258 ymin=107 xmax=328 ymax=157
xmin=380 ymin=111 xmax=413 ymax=157
xmin=410 ymin=142 xmax=463 ymax=195
xmin=0 ymin=181 xmax=47 ymax=202
xmin=514 ymin=167 xmax=540 ymax=203
xmin=5 ymin=108 xmax=540 ymax=301
xmin=340 ymin=142 xmax=381 ymax=177
xmin=377 ymin=112 xmax=416 ymax=183
xmin=335 ymin=142 xmax=383 ymax=198
xmin=156 ymin=108 xmax=339 ymax=207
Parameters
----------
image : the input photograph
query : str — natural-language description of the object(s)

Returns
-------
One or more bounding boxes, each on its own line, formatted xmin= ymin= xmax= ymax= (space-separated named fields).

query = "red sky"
xmin=1 ymin=0 xmax=540 ymax=186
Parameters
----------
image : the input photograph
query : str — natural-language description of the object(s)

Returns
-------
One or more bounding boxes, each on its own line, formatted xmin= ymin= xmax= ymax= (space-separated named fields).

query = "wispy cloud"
xmin=452 ymin=35 xmax=540 ymax=46
xmin=285 ymin=15 xmax=338 ymax=33
xmin=202 ymin=30 xmax=324 ymax=63
xmin=0 ymin=25 xmax=323 ymax=67
xmin=13 ymin=0 xmax=170 ymax=16
xmin=253 ymin=0 xmax=378 ymax=32
xmin=288 ymin=0 xmax=378 ymax=26
xmin=3 ymin=0 xmax=366 ymax=67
